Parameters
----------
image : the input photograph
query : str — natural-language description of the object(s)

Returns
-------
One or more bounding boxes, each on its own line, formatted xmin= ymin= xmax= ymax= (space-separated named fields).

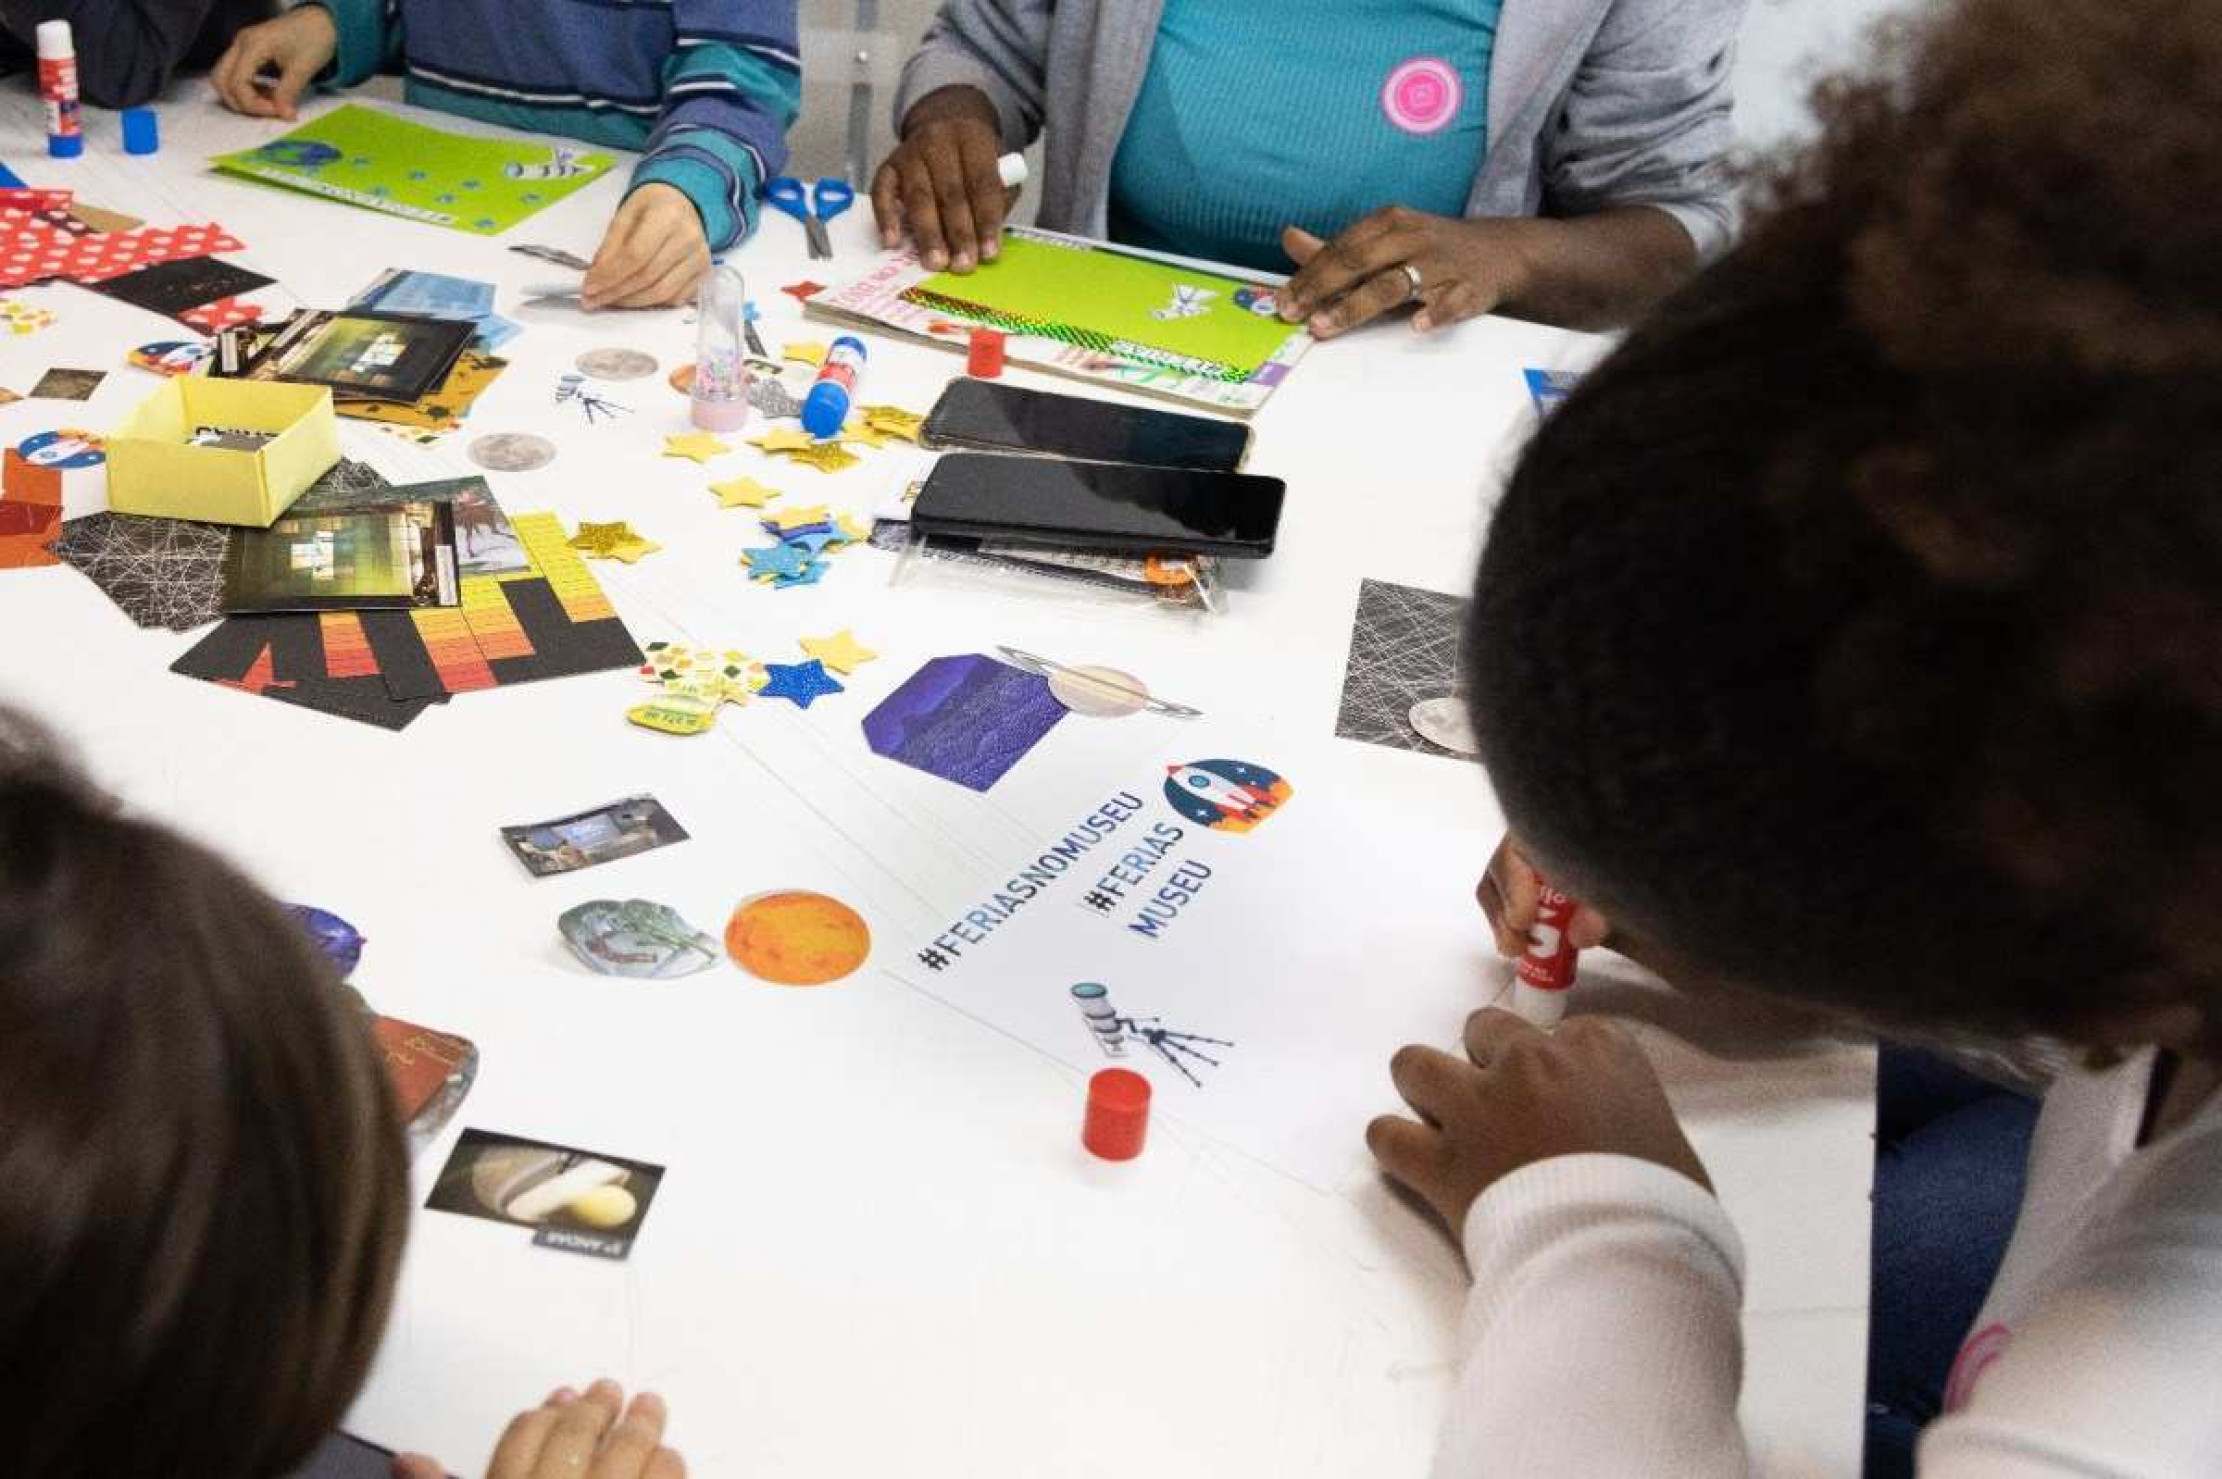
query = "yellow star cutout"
xmin=783 ymin=442 xmax=862 ymax=475
xmin=767 ymin=502 xmax=831 ymax=531
xmin=662 ymin=432 xmax=730 ymax=464
xmin=799 ymin=629 xmax=878 ymax=674
xmin=568 ymin=520 xmax=661 ymax=562
xmin=710 ymin=476 xmax=781 ymax=509
xmin=748 ymin=426 xmax=817 ymax=454
xmin=839 ymin=417 xmax=896 ymax=450
xmin=781 ymin=340 xmax=829 ymax=369
xmin=859 ymin=405 xmax=925 ymax=443
xmin=834 ymin=513 xmax=873 ymax=544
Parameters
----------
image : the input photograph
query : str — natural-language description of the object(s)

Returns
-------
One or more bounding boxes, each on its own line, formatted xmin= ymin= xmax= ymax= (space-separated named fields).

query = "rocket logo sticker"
xmin=1162 ymin=759 xmax=1292 ymax=835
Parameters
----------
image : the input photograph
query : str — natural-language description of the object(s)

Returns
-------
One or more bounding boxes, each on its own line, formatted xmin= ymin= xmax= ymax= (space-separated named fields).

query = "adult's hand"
xmin=391 ymin=1380 xmax=684 ymax=1479
xmin=870 ymin=85 xmax=1011 ymax=273
xmin=210 ymin=6 xmax=337 ymax=121
xmin=1367 ymin=1010 xmax=1711 ymax=1240
xmin=1477 ymin=834 xmax=1611 ymax=960
xmin=582 ymin=185 xmax=709 ymax=310
xmin=1279 ymin=210 xmax=1539 ymax=339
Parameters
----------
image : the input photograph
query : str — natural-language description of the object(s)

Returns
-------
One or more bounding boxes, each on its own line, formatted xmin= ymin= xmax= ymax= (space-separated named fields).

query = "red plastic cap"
xmin=967 ymin=327 xmax=1007 ymax=378
xmin=1082 ymin=1067 xmax=1151 ymax=1160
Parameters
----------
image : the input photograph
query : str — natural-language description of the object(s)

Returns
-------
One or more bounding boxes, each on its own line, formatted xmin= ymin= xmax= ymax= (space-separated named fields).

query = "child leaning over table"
xmin=0 ymin=708 xmax=685 ymax=1479
xmin=210 ymin=0 xmax=799 ymax=310
xmin=1368 ymin=0 xmax=2222 ymax=1472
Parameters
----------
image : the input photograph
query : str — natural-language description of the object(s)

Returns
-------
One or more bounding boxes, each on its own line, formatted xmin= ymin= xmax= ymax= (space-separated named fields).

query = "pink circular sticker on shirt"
xmin=1382 ymin=57 xmax=1463 ymax=136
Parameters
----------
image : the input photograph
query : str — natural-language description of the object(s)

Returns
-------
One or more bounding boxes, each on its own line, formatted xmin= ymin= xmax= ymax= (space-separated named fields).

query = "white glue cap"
xmin=997 ymin=152 xmax=1029 ymax=190
xmin=36 ymin=19 xmax=74 ymax=58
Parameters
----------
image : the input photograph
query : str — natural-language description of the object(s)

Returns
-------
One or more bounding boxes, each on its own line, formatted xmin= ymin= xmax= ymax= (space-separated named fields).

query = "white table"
xmin=0 ymin=92 xmax=1873 ymax=1478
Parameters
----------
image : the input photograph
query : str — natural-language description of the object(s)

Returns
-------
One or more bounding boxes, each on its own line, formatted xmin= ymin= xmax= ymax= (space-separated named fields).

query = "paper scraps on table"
xmin=781 ymin=340 xmax=829 ymax=369
xmin=725 ymin=890 xmax=871 ymax=986
xmin=0 ymin=218 xmax=246 ymax=289
xmin=709 ymin=475 xmax=779 ymax=509
xmin=862 ymin=652 xmax=1068 ymax=791
xmin=780 ymin=281 xmax=826 ymax=304
xmin=501 ymin=794 xmax=688 ymax=877
xmin=662 ymin=431 xmax=729 ymax=464
xmin=997 ymin=646 xmax=1202 ymax=719
xmin=372 ymin=1014 xmax=479 ymax=1154
xmin=837 ymin=417 xmax=896 ymax=450
xmin=2 ymin=297 xmax=54 ymax=334
xmin=425 ymin=1128 xmax=664 ymax=1260
xmin=1334 ymin=577 xmax=1473 ymax=759
xmin=337 ymin=351 xmax=508 ymax=435
xmin=559 ymin=898 xmax=720 ymax=979
xmin=554 ymin=373 xmax=631 ymax=424
xmin=50 ymin=459 xmax=388 ymax=627
xmin=798 ymin=629 xmax=877 ymax=674
xmin=351 ymin=268 xmax=515 ymax=351
xmin=0 ymin=443 xmax=62 ymax=568
xmin=128 ymin=339 xmax=212 ymax=376
xmin=171 ymin=511 xmax=643 ymax=729
xmin=856 ymin=405 xmax=925 ymax=444
xmin=29 ymin=367 xmax=103 ymax=400
xmin=292 ymin=468 xmax=528 ymax=578
xmin=568 ymin=520 xmax=660 ymax=563
xmin=632 ymin=638 xmax=766 ymax=736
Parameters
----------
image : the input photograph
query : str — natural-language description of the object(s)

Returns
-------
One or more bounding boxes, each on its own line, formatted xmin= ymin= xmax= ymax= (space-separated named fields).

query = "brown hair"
xmin=1466 ymin=0 xmax=2222 ymax=1041
xmin=0 ymin=711 xmax=409 ymax=1478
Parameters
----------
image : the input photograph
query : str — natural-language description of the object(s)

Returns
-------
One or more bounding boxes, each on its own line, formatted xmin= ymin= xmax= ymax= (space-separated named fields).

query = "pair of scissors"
xmin=763 ymin=176 xmax=854 ymax=259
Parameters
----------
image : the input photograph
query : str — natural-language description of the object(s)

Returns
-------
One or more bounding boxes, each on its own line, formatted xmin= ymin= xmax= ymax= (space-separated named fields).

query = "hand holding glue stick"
xmin=1478 ymin=836 xmax=1609 ymax=1024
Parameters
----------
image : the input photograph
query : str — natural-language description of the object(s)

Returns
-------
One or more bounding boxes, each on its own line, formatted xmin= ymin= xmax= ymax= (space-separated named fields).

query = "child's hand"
xmin=1367 ymin=1009 xmax=1711 ymax=1239
xmin=1477 ymin=833 xmax=1611 ymax=959
xmin=582 ymin=186 xmax=709 ymax=310
xmin=392 ymin=1380 xmax=683 ymax=1479
xmin=211 ymin=6 xmax=337 ymax=121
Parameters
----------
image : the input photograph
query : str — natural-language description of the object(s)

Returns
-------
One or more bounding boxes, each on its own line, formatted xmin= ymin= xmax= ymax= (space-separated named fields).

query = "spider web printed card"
xmin=882 ymin=731 xmax=1471 ymax=1190
xmin=808 ymin=227 xmax=1314 ymax=416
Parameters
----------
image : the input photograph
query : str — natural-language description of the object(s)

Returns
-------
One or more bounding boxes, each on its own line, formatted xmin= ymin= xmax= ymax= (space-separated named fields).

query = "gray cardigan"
xmin=896 ymin=0 xmax=1745 ymax=263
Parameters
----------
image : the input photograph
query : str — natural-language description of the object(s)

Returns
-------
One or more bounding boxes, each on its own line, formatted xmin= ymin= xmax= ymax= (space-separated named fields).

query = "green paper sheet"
xmin=210 ymin=105 xmax=615 ymax=237
xmin=906 ymin=234 xmax=1299 ymax=383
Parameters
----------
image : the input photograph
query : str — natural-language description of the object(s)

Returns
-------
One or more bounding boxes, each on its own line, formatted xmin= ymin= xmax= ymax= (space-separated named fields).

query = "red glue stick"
xmin=1514 ymin=883 xmax=1581 ymax=1026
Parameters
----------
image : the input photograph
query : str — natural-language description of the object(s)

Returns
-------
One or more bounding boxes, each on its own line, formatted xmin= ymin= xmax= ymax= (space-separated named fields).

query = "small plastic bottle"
xmin=689 ymin=262 xmax=751 ymax=433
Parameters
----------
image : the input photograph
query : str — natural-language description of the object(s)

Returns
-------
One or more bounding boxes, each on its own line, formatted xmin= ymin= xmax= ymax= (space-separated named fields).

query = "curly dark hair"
xmin=1465 ymin=0 xmax=2222 ymax=1041
xmin=0 ymin=710 xmax=411 ymax=1478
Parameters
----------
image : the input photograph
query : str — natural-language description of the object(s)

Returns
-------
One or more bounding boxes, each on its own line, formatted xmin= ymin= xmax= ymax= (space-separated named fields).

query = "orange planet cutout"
xmin=725 ymin=891 xmax=871 ymax=985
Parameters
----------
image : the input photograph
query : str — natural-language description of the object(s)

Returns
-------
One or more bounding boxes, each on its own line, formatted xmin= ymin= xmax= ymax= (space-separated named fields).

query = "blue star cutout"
xmin=769 ymin=559 xmax=828 ymax=589
xmin=744 ymin=543 xmax=811 ymax=581
xmin=758 ymin=659 xmax=845 ymax=708
xmin=782 ymin=530 xmax=840 ymax=555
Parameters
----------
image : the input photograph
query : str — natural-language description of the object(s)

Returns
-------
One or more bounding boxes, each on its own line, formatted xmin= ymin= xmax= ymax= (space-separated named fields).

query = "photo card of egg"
xmin=424 ymin=1128 xmax=665 ymax=1259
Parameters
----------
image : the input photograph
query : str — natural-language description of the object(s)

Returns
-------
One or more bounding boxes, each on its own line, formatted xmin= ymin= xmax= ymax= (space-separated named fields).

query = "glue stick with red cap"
xmin=1513 ymin=883 xmax=1581 ymax=1027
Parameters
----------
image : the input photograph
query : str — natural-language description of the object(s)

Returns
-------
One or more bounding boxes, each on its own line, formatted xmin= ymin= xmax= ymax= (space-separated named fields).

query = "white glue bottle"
xmin=38 ymin=21 xmax=81 ymax=158
xmin=689 ymin=262 xmax=751 ymax=433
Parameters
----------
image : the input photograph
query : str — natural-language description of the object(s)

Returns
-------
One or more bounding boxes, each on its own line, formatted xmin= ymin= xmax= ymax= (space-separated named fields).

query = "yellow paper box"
xmin=106 ymin=378 xmax=342 ymax=527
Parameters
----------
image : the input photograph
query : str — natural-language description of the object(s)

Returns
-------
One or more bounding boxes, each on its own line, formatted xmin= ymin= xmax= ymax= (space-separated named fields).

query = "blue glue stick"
xmin=801 ymin=335 xmax=867 ymax=439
